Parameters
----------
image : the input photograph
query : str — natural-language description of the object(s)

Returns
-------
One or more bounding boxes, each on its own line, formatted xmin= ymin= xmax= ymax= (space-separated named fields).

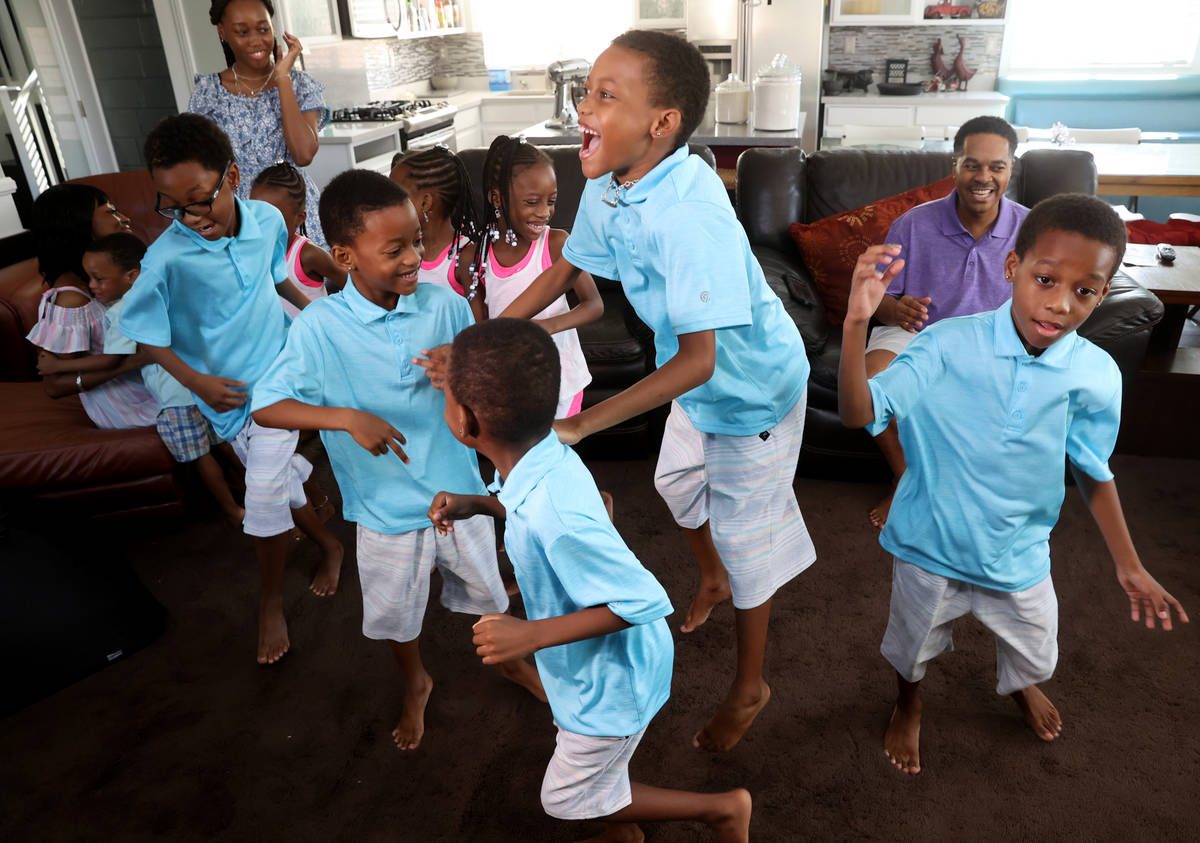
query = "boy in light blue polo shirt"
xmin=840 ymin=194 xmax=1188 ymax=777
xmin=120 ymin=114 xmax=341 ymax=667
xmin=252 ymin=169 xmax=543 ymax=752
xmin=495 ymin=30 xmax=815 ymax=754
xmin=431 ymin=318 xmax=751 ymax=841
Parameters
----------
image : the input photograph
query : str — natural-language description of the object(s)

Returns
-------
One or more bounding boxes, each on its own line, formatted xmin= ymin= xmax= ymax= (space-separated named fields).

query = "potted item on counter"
xmin=753 ymin=54 xmax=802 ymax=132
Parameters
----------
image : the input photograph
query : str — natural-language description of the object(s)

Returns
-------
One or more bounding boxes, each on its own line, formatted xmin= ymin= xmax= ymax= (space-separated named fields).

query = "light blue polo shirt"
xmin=493 ymin=432 xmax=673 ymax=737
xmin=562 ymin=146 xmax=808 ymax=436
xmin=252 ymin=280 xmax=486 ymax=534
xmin=884 ymin=191 xmax=1029 ymax=326
xmin=119 ymin=198 xmax=290 ymax=441
xmin=867 ymin=299 xmax=1122 ymax=592
xmin=104 ymin=297 xmax=194 ymax=410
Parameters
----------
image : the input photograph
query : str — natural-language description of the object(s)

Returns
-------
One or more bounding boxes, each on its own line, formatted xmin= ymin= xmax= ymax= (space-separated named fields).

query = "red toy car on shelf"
xmin=924 ymin=3 xmax=971 ymax=18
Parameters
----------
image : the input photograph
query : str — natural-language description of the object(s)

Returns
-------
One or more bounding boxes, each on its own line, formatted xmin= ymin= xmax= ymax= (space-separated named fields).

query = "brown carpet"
xmin=2 ymin=452 xmax=1198 ymax=842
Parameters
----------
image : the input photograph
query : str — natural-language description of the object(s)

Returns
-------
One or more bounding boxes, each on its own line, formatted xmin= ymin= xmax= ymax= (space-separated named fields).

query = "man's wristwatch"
xmin=76 ymin=372 xmax=84 ymax=393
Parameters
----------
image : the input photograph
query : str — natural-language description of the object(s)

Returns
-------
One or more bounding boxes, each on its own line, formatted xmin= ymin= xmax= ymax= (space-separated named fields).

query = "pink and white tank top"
xmin=418 ymin=234 xmax=473 ymax=297
xmin=281 ymin=235 xmax=327 ymax=319
xmin=485 ymin=230 xmax=591 ymax=418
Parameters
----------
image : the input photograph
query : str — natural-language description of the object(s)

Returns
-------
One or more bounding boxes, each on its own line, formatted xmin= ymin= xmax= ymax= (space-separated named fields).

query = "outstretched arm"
xmin=428 ymin=491 xmax=505 ymax=535
xmin=253 ymin=398 xmax=408 ymax=461
xmin=498 ymin=254 xmax=583 ymax=320
xmin=1071 ymin=467 xmax=1188 ymax=630
xmin=839 ymin=245 xmax=905 ymax=428
xmin=529 ymin=231 xmax=602 ymax=335
xmin=472 ymin=606 xmax=630 ymax=664
xmin=554 ymin=329 xmax=715 ymax=445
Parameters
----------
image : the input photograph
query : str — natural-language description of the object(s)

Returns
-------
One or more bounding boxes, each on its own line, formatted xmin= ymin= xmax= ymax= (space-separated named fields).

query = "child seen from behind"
xmin=252 ymin=170 xmax=543 ymax=751
xmin=431 ymin=318 xmax=752 ymax=842
xmin=499 ymin=31 xmax=816 ymax=752
xmin=390 ymin=145 xmax=487 ymax=323
xmin=839 ymin=193 xmax=1188 ymax=775
xmin=85 ymin=232 xmax=243 ymax=526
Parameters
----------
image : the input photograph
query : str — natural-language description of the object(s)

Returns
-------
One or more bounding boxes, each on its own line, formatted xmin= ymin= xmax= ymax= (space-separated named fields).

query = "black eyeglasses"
xmin=155 ymin=160 xmax=232 ymax=221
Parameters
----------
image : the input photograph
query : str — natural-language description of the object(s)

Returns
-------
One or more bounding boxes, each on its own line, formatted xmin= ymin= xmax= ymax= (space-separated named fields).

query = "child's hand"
xmin=552 ymin=415 xmax=583 ymax=446
xmin=428 ymin=491 xmax=475 ymax=535
xmin=895 ymin=294 xmax=932 ymax=332
xmin=36 ymin=351 xmax=66 ymax=376
xmin=192 ymin=373 xmax=248 ymax=412
xmin=472 ymin=614 xmax=538 ymax=664
xmin=414 ymin=344 xmax=451 ymax=391
xmin=846 ymin=245 xmax=905 ymax=324
xmin=345 ymin=409 xmax=408 ymax=461
xmin=1117 ymin=566 xmax=1189 ymax=631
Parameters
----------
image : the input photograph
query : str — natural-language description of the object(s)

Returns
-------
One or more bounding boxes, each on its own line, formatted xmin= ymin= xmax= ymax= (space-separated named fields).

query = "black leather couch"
xmin=736 ymin=146 xmax=1165 ymax=478
xmin=458 ymin=143 xmax=717 ymax=457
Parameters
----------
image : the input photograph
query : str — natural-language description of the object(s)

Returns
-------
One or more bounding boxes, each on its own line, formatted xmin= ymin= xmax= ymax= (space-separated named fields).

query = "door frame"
xmin=37 ymin=0 xmax=118 ymax=174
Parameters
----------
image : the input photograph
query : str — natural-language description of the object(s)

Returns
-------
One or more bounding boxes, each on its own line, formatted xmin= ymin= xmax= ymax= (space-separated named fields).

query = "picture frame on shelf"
xmin=634 ymin=0 xmax=686 ymax=30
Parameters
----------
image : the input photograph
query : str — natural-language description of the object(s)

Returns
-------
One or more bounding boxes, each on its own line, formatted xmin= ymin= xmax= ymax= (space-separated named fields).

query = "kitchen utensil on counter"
xmin=714 ymin=73 xmax=750 ymax=124
xmin=546 ymin=58 xmax=590 ymax=129
xmin=753 ymin=54 xmax=802 ymax=132
xmin=877 ymin=82 xmax=925 ymax=96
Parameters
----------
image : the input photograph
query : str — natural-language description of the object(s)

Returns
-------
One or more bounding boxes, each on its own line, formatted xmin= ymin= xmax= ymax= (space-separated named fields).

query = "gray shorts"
xmin=540 ymin=725 xmax=647 ymax=820
xmin=881 ymin=558 xmax=1058 ymax=696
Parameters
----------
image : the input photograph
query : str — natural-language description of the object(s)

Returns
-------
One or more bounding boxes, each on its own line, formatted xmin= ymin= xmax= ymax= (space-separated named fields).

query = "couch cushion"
xmin=788 ymin=176 xmax=955 ymax=324
xmin=0 ymin=382 xmax=173 ymax=490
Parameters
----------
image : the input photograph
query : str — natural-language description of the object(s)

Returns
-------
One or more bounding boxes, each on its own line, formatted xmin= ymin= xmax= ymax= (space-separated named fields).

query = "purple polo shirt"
xmin=884 ymin=191 xmax=1029 ymax=327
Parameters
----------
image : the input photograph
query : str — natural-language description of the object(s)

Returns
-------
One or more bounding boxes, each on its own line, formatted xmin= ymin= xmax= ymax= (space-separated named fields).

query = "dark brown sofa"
xmin=0 ymin=171 xmax=182 ymax=520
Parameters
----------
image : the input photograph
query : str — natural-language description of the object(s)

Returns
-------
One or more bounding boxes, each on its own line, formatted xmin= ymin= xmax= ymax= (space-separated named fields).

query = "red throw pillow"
xmin=788 ymin=176 xmax=956 ymax=324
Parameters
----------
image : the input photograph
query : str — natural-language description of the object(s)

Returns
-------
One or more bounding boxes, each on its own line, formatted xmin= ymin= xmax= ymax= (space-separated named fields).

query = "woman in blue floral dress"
xmin=189 ymin=0 xmax=331 ymax=249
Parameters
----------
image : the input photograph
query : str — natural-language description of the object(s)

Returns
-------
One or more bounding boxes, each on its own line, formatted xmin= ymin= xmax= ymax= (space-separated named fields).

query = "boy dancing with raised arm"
xmin=839 ymin=193 xmax=1188 ymax=774
xmin=430 ymin=318 xmax=751 ymax=842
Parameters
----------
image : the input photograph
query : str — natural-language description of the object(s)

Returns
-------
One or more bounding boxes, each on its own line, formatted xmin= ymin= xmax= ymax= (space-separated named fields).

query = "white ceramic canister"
xmin=752 ymin=54 xmax=802 ymax=131
xmin=714 ymin=73 xmax=750 ymax=124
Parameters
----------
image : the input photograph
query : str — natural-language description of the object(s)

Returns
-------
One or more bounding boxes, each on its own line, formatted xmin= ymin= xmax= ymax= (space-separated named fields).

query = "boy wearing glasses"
xmin=121 ymin=114 xmax=343 ymax=666
xmin=863 ymin=115 xmax=1028 ymax=528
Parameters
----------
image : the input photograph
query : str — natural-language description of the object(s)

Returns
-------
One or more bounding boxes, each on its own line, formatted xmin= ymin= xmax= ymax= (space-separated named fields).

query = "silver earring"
xmin=504 ymin=228 xmax=518 ymax=246
xmin=422 ymin=209 xmax=429 ymax=223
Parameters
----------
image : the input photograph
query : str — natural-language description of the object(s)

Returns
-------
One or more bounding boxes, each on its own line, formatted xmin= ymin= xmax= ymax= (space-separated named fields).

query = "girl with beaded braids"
xmin=390 ymin=146 xmax=487 ymax=323
xmin=476 ymin=135 xmax=602 ymax=419
xmin=188 ymin=0 xmax=332 ymax=249
xmin=251 ymin=161 xmax=344 ymax=317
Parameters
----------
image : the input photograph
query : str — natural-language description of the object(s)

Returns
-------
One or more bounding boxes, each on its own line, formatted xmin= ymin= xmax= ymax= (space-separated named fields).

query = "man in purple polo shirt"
xmin=865 ymin=116 xmax=1027 ymax=528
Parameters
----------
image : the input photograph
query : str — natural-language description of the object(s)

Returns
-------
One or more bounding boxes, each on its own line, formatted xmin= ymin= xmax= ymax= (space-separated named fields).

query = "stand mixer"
xmin=545 ymin=59 xmax=590 ymax=129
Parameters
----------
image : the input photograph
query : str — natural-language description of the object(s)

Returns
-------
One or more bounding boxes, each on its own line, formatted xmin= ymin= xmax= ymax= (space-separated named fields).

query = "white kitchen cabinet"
xmin=821 ymin=91 xmax=1009 ymax=140
xmin=455 ymin=105 xmax=483 ymax=151
xmin=480 ymin=95 xmax=554 ymax=146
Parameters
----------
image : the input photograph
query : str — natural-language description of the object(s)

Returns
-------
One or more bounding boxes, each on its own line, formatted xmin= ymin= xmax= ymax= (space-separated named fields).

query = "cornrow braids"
xmin=393 ymin=145 xmax=484 ymax=300
xmin=474 ymin=135 xmax=552 ymax=290
xmin=210 ymin=0 xmax=276 ymax=68
xmin=253 ymin=161 xmax=306 ymax=207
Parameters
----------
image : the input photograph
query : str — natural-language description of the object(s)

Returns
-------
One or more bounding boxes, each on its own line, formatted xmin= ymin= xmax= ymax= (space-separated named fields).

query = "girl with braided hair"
xmin=189 ymin=0 xmax=331 ymax=249
xmin=251 ymin=161 xmax=343 ymax=317
xmin=478 ymin=135 xmax=601 ymax=419
xmin=390 ymin=145 xmax=487 ymax=323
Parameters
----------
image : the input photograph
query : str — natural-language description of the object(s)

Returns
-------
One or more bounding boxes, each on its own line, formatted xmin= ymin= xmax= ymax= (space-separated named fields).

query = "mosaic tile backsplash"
xmin=304 ymin=32 xmax=488 ymax=104
xmin=826 ymin=26 xmax=1003 ymax=89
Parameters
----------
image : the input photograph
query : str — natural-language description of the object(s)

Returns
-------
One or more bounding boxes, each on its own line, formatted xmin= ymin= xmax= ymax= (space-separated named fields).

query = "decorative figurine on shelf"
xmin=931 ymin=38 xmax=952 ymax=83
xmin=952 ymin=34 xmax=976 ymax=90
xmin=975 ymin=0 xmax=1006 ymax=19
xmin=1050 ymin=121 xmax=1074 ymax=146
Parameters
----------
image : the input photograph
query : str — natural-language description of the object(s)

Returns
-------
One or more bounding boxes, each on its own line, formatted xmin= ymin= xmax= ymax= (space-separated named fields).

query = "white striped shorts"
xmin=229 ymin=420 xmax=312 ymax=538
xmin=355 ymin=516 xmax=508 ymax=643
xmin=653 ymin=390 xmax=816 ymax=609
xmin=541 ymin=725 xmax=647 ymax=820
xmin=881 ymin=558 xmax=1059 ymax=696
xmin=866 ymin=323 xmax=917 ymax=358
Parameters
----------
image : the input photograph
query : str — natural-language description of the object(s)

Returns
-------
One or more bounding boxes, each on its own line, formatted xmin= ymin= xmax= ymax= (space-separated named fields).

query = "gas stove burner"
xmin=332 ymin=99 xmax=447 ymax=122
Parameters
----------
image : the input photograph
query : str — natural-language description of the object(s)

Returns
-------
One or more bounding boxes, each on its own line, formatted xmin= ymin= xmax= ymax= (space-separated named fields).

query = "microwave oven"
xmin=340 ymin=0 xmax=401 ymax=38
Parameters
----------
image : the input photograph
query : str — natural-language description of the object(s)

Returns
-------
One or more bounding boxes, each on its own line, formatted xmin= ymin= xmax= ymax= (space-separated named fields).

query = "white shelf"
xmin=394 ymin=26 xmax=464 ymax=40
xmin=831 ymin=19 xmax=1006 ymax=27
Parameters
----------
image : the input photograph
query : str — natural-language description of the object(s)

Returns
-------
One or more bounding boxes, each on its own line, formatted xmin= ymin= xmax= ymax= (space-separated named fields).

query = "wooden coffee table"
xmin=1120 ymin=243 xmax=1200 ymax=351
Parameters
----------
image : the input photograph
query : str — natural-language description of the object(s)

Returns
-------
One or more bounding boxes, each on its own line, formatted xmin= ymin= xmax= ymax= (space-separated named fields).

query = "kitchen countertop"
xmin=519 ymin=111 xmax=808 ymax=147
xmin=823 ymin=90 xmax=1009 ymax=105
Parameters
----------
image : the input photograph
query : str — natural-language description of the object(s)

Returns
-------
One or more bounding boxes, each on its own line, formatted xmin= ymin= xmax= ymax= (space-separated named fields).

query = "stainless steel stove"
xmin=331 ymin=99 xmax=459 ymax=151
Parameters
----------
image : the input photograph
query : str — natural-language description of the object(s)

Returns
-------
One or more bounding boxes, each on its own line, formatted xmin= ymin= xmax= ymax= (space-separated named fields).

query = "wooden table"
xmin=1120 ymin=244 xmax=1200 ymax=369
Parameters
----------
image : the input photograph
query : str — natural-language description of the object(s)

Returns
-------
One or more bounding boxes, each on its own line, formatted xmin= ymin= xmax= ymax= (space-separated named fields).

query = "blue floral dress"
xmin=188 ymin=70 xmax=332 ymax=250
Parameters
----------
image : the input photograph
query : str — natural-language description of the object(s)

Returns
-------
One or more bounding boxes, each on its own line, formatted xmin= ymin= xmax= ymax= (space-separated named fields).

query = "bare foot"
xmin=868 ymin=484 xmax=896 ymax=530
xmin=256 ymin=597 xmax=289 ymax=665
xmin=883 ymin=700 xmax=922 ymax=774
xmin=577 ymin=822 xmax=644 ymax=842
xmin=309 ymin=541 xmax=344 ymax=597
xmin=1012 ymin=686 xmax=1062 ymax=742
xmin=392 ymin=672 xmax=433 ymax=750
xmin=497 ymin=658 xmax=548 ymax=703
xmin=680 ymin=577 xmax=732 ymax=633
xmin=693 ymin=679 xmax=770 ymax=752
xmin=706 ymin=788 xmax=752 ymax=843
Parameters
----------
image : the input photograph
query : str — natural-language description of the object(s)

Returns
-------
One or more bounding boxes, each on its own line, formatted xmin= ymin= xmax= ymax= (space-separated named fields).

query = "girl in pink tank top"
xmin=251 ymin=162 xmax=345 ymax=318
xmin=479 ymin=136 xmax=603 ymax=418
xmin=390 ymin=145 xmax=487 ymax=323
